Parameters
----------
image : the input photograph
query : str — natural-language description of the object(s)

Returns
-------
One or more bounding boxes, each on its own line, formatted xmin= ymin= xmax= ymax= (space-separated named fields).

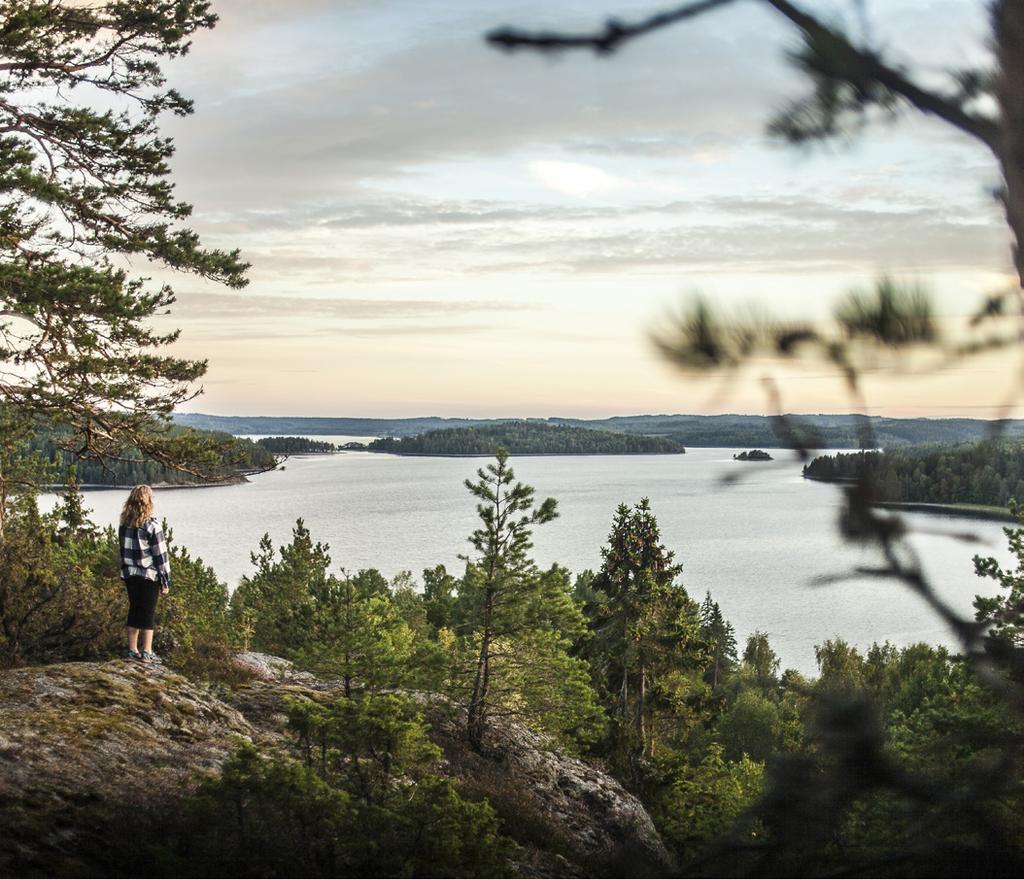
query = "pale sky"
xmin=153 ymin=0 xmax=1018 ymax=418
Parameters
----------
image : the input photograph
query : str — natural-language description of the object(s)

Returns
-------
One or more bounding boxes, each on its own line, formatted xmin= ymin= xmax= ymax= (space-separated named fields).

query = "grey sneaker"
xmin=141 ymin=650 xmax=162 ymax=665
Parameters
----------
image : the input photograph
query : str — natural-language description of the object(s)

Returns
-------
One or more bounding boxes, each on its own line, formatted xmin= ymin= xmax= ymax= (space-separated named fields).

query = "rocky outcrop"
xmin=0 ymin=661 xmax=256 ymax=876
xmin=0 ymin=658 xmax=671 ymax=878
xmin=232 ymin=650 xmax=320 ymax=686
xmin=429 ymin=710 xmax=673 ymax=878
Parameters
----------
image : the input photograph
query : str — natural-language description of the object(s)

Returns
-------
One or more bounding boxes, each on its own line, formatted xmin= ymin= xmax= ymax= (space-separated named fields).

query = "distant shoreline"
xmin=875 ymin=501 xmax=1018 ymax=524
xmin=368 ymin=451 xmax=686 ymax=458
xmin=43 ymin=472 xmax=260 ymax=492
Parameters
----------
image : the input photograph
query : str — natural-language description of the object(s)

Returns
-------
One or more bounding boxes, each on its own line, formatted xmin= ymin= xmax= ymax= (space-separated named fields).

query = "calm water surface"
xmin=62 ymin=446 xmax=1012 ymax=676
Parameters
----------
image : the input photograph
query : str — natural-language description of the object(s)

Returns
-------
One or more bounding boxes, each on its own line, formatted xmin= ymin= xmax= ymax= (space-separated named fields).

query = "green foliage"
xmin=743 ymin=630 xmax=782 ymax=694
xmin=714 ymin=641 xmax=1024 ymax=876
xmin=369 ymin=421 xmax=685 ymax=455
xmin=583 ymin=499 xmax=706 ymax=771
xmin=651 ymin=744 xmax=764 ymax=855
xmin=733 ymin=449 xmax=773 ymax=461
xmin=0 ymin=1 xmax=248 ymax=482
xmin=974 ymin=500 xmax=1024 ymax=651
xmin=700 ymin=592 xmax=738 ymax=692
xmin=422 ymin=563 xmax=459 ymax=632
xmin=804 ymin=439 xmax=1024 ymax=509
xmin=452 ymin=450 xmax=603 ymax=750
xmin=814 ymin=638 xmax=866 ymax=693
xmin=0 ymin=493 xmax=121 ymax=666
xmin=299 ymin=569 xmax=423 ymax=697
xmin=287 ymin=694 xmax=442 ymax=803
xmin=177 ymin=742 xmax=355 ymax=878
xmin=284 ymin=693 xmax=510 ymax=878
xmin=230 ymin=520 xmax=329 ymax=657
xmin=26 ymin=425 xmax=276 ymax=486
xmin=716 ymin=689 xmax=787 ymax=763
xmin=231 ymin=522 xmax=436 ymax=694
xmin=256 ymin=436 xmax=337 ymax=454
xmin=171 ymin=694 xmax=511 ymax=878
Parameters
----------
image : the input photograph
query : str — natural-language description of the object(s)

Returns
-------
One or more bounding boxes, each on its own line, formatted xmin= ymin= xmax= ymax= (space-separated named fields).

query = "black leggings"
xmin=124 ymin=576 xmax=160 ymax=629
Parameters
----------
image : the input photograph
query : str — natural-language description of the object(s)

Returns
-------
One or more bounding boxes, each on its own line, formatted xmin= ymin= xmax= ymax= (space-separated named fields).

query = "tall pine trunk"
xmin=467 ymin=573 xmax=496 ymax=751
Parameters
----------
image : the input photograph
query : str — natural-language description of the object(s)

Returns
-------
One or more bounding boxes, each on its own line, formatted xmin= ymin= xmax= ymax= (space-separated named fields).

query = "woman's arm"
xmin=149 ymin=521 xmax=172 ymax=592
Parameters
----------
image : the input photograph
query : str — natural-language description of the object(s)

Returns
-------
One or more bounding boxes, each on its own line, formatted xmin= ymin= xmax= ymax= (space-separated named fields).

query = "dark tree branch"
xmin=487 ymin=0 xmax=739 ymax=55
xmin=486 ymin=0 xmax=999 ymax=150
xmin=764 ymin=0 xmax=999 ymax=149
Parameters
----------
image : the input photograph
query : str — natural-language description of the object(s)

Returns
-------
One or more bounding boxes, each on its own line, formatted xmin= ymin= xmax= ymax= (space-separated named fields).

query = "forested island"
xmin=734 ymin=449 xmax=773 ymax=461
xmin=256 ymin=436 xmax=337 ymax=455
xmin=803 ymin=439 xmax=1024 ymax=514
xmin=176 ymin=411 xmax=1024 ymax=448
xmin=367 ymin=421 xmax=685 ymax=455
xmin=28 ymin=426 xmax=276 ymax=487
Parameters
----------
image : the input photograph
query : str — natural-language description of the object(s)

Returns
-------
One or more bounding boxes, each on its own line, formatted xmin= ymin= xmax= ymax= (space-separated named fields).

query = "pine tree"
xmin=974 ymin=500 xmax=1024 ymax=656
xmin=303 ymin=569 xmax=416 ymax=698
xmin=455 ymin=449 xmax=600 ymax=750
xmin=0 ymin=2 xmax=249 ymax=518
xmin=230 ymin=519 xmax=328 ymax=657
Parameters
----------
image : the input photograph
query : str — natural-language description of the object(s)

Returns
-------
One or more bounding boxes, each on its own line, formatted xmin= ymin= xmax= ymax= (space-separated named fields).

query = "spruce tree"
xmin=588 ymin=498 xmax=704 ymax=771
xmin=700 ymin=592 xmax=738 ymax=692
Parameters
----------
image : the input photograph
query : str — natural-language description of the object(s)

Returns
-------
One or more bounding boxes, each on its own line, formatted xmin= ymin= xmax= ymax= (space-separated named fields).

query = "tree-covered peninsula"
xmin=803 ymin=440 xmax=1024 ymax=512
xmin=27 ymin=426 xmax=276 ymax=487
xmin=368 ymin=421 xmax=685 ymax=455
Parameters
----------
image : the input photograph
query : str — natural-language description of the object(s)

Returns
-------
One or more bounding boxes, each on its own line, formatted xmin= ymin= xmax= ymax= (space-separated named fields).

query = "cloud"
xmin=173 ymin=292 xmax=541 ymax=320
xmin=527 ymin=160 xmax=631 ymax=197
xmin=165 ymin=1 xmax=798 ymax=211
xmin=196 ymin=190 xmax=1007 ymax=285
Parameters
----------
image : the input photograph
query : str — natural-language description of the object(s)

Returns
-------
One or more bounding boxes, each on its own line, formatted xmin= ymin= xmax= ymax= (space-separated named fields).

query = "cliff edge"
xmin=0 ymin=656 xmax=670 ymax=878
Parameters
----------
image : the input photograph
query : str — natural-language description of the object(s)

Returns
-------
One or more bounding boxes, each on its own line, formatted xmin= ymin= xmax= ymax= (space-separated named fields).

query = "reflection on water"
xmin=48 ymin=446 xmax=1010 ymax=676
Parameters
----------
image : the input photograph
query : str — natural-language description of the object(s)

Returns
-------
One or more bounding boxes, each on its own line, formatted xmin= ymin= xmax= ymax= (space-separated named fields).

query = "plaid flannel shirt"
xmin=119 ymin=517 xmax=172 ymax=587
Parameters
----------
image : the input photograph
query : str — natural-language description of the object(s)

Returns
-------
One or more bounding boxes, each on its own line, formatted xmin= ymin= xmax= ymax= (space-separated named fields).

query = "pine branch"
xmin=763 ymin=0 xmax=998 ymax=150
xmin=486 ymin=0 xmax=738 ymax=54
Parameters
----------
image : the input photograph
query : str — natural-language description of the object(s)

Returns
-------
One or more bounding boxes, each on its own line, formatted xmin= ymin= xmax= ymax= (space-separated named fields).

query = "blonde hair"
xmin=120 ymin=485 xmax=155 ymax=529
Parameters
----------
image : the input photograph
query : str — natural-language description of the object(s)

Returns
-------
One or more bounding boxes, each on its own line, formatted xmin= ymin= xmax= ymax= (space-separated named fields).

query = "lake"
xmin=57 ymin=445 xmax=1013 ymax=676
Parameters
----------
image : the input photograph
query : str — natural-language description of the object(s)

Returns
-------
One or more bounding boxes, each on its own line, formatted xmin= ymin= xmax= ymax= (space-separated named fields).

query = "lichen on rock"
xmin=0 ymin=657 xmax=672 ymax=878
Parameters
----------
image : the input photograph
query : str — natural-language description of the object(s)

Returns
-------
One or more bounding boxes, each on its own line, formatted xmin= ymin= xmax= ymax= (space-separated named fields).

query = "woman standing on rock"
xmin=119 ymin=485 xmax=171 ymax=665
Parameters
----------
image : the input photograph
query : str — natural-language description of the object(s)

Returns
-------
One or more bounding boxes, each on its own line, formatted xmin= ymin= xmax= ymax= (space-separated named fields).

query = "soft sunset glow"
xmin=155 ymin=0 xmax=1013 ymax=418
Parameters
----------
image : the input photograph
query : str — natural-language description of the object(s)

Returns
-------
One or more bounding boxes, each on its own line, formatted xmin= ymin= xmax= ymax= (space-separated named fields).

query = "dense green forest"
xmin=804 ymin=440 xmax=1024 ymax=508
xmin=4 ymin=453 xmax=1023 ymax=876
xmin=177 ymin=411 xmax=1024 ymax=448
xmin=368 ymin=422 xmax=685 ymax=455
xmin=26 ymin=426 xmax=276 ymax=487
xmin=256 ymin=437 xmax=337 ymax=455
